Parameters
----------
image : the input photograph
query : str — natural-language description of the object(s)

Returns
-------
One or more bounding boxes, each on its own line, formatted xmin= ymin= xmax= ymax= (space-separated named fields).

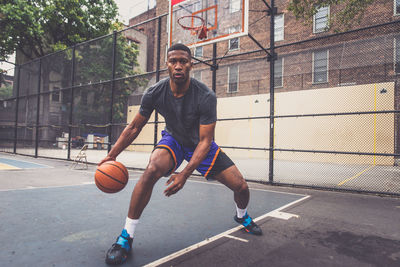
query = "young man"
xmin=99 ymin=43 xmax=262 ymax=265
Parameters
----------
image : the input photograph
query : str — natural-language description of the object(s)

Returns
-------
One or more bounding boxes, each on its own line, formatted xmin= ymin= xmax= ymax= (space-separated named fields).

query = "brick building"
xmin=126 ymin=0 xmax=400 ymax=157
xmin=147 ymin=0 xmax=400 ymax=98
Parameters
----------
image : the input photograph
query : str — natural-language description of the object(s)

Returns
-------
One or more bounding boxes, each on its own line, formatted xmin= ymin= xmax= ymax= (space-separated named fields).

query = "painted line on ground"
xmin=0 ymin=178 xmax=140 ymax=192
xmin=268 ymin=211 xmax=299 ymax=220
xmin=225 ymin=234 xmax=249 ymax=243
xmin=337 ymin=165 xmax=375 ymax=186
xmin=186 ymin=178 xmax=308 ymax=197
xmin=144 ymin=194 xmax=310 ymax=267
xmin=0 ymin=157 xmax=52 ymax=169
xmin=0 ymin=163 xmax=20 ymax=170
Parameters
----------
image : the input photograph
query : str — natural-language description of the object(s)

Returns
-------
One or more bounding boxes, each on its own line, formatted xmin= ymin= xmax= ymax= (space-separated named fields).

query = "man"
xmin=99 ymin=43 xmax=262 ymax=265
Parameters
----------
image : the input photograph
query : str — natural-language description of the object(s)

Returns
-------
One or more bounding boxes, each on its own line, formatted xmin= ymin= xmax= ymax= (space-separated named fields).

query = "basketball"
xmin=95 ymin=161 xmax=129 ymax=193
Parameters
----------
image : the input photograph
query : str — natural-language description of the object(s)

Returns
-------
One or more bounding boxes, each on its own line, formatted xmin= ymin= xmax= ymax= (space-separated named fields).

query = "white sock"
xmin=124 ymin=217 xmax=139 ymax=238
xmin=236 ymin=204 xmax=247 ymax=218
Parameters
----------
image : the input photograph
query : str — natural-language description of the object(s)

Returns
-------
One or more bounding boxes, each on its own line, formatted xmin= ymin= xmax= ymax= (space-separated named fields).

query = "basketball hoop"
xmin=177 ymin=15 xmax=208 ymax=40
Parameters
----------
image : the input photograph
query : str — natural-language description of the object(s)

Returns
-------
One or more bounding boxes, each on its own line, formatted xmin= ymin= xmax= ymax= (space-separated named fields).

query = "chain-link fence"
xmin=1 ymin=13 xmax=399 ymax=196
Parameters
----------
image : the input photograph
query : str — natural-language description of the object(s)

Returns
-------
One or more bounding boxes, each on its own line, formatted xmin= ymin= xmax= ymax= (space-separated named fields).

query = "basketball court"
xmin=1 ymin=152 xmax=399 ymax=267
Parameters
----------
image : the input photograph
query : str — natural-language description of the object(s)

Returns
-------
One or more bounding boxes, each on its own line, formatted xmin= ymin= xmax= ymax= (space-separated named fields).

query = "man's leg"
xmin=214 ymin=165 xmax=262 ymax=235
xmin=128 ymin=148 xmax=174 ymax=219
xmin=214 ymin=165 xmax=249 ymax=209
xmin=106 ymin=148 xmax=174 ymax=265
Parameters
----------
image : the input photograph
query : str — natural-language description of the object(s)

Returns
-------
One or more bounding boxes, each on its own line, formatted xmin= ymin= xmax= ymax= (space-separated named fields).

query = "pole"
xmin=13 ymin=65 xmax=21 ymax=153
xmin=154 ymin=17 xmax=162 ymax=146
xmin=268 ymin=0 xmax=276 ymax=183
xmin=34 ymin=59 xmax=42 ymax=158
xmin=108 ymin=31 xmax=117 ymax=153
xmin=212 ymin=43 xmax=217 ymax=93
xmin=67 ymin=46 xmax=76 ymax=160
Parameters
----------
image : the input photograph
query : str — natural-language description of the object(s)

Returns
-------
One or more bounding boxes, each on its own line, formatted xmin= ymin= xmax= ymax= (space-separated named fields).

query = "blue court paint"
xmin=0 ymin=158 xmax=49 ymax=169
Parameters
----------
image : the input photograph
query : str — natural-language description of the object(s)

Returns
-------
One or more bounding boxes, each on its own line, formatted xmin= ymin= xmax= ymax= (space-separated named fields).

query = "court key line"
xmin=144 ymin=194 xmax=310 ymax=267
xmin=337 ymin=165 xmax=375 ymax=186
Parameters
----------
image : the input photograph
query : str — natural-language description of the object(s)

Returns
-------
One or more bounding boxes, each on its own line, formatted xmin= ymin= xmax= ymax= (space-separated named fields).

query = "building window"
xmin=193 ymin=1 xmax=201 ymax=12
xmin=274 ymin=57 xmax=283 ymax=87
xmin=396 ymin=0 xmax=400 ymax=15
xmin=230 ymin=0 xmax=241 ymax=13
xmin=228 ymin=65 xmax=239 ymax=92
xmin=192 ymin=70 xmax=202 ymax=81
xmin=229 ymin=26 xmax=240 ymax=51
xmin=194 ymin=46 xmax=203 ymax=57
xmin=313 ymin=50 xmax=329 ymax=83
xmin=395 ymin=36 xmax=400 ymax=73
xmin=52 ymin=87 xmax=60 ymax=102
xmin=274 ymin=14 xmax=284 ymax=42
xmin=313 ymin=6 xmax=329 ymax=33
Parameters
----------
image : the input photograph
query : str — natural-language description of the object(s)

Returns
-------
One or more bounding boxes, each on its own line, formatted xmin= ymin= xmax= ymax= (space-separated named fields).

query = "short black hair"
xmin=167 ymin=43 xmax=191 ymax=58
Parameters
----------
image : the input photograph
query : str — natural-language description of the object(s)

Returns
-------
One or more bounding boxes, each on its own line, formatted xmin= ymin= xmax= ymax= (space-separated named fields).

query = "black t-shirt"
xmin=139 ymin=78 xmax=217 ymax=148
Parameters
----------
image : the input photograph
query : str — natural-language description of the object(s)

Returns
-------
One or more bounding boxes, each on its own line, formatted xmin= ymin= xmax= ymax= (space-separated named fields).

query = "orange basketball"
xmin=95 ymin=161 xmax=129 ymax=193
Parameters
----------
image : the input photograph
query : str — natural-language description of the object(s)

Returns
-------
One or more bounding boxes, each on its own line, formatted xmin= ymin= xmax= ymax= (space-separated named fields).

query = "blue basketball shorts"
xmin=154 ymin=130 xmax=234 ymax=179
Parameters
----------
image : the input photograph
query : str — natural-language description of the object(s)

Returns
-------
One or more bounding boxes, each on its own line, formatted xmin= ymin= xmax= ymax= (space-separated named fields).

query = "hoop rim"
xmin=177 ymin=15 xmax=205 ymax=31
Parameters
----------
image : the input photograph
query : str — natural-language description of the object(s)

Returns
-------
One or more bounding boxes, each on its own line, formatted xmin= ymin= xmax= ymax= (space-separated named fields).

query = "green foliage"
xmin=0 ymin=0 xmax=118 ymax=62
xmin=0 ymin=83 xmax=13 ymax=99
xmin=74 ymin=25 xmax=148 ymax=123
xmin=287 ymin=0 xmax=375 ymax=32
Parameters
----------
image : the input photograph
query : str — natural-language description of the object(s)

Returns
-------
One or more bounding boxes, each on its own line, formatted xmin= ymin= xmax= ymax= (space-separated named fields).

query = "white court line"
xmin=0 ymin=157 xmax=54 ymax=169
xmin=185 ymin=178 xmax=308 ymax=197
xmin=0 ymin=178 xmax=140 ymax=192
xmin=144 ymin=194 xmax=310 ymax=267
xmin=225 ymin=234 xmax=249 ymax=243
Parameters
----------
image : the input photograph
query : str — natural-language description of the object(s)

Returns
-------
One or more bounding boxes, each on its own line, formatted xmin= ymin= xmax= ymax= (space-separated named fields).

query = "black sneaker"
xmin=105 ymin=229 xmax=133 ymax=265
xmin=234 ymin=213 xmax=263 ymax=235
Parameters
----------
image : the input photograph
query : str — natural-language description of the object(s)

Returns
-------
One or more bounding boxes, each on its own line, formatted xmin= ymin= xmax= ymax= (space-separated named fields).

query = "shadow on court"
xmin=0 ymin=153 xmax=399 ymax=267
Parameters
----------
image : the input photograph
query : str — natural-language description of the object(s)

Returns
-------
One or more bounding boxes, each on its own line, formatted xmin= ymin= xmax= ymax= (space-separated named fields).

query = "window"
xmin=193 ymin=1 xmax=201 ymax=12
xmin=395 ymin=36 xmax=400 ymax=73
xmin=274 ymin=14 xmax=284 ymax=42
xmin=52 ymin=87 xmax=60 ymax=102
xmin=192 ymin=70 xmax=202 ymax=81
xmin=274 ymin=57 xmax=284 ymax=87
xmin=229 ymin=26 xmax=240 ymax=50
xmin=228 ymin=65 xmax=239 ymax=92
xmin=313 ymin=50 xmax=329 ymax=83
xmin=230 ymin=0 xmax=241 ymax=13
xmin=396 ymin=0 xmax=400 ymax=15
xmin=194 ymin=46 xmax=203 ymax=57
xmin=313 ymin=6 xmax=329 ymax=33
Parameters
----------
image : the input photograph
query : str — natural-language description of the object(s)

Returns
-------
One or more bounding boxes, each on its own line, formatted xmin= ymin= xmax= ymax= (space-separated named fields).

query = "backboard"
xmin=169 ymin=0 xmax=249 ymax=48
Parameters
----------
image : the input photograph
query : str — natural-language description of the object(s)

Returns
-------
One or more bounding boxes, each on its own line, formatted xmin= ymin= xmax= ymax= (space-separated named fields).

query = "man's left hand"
xmin=164 ymin=173 xmax=188 ymax=197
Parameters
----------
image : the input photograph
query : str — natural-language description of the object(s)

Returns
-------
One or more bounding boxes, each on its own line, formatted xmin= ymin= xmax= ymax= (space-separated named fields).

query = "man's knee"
xmin=140 ymin=161 xmax=166 ymax=186
xmin=235 ymin=179 xmax=249 ymax=194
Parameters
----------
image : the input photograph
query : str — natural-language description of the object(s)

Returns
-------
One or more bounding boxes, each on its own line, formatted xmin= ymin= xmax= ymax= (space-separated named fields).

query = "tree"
xmin=0 ymin=0 xmax=118 ymax=63
xmin=288 ymin=0 xmax=375 ymax=32
xmin=74 ymin=23 xmax=149 ymax=124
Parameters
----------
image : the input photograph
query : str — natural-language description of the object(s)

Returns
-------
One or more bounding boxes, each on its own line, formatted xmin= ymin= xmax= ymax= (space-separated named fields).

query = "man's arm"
xmin=98 ymin=113 xmax=149 ymax=165
xmin=164 ymin=122 xmax=215 ymax=196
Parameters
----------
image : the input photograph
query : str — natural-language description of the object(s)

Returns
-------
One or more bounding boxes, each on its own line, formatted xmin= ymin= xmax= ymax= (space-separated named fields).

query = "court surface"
xmin=0 ymin=153 xmax=399 ymax=267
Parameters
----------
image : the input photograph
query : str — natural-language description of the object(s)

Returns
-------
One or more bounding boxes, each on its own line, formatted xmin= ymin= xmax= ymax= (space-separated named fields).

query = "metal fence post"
xmin=212 ymin=43 xmax=217 ymax=93
xmin=154 ymin=17 xmax=162 ymax=146
xmin=13 ymin=65 xmax=21 ymax=153
xmin=35 ymin=59 xmax=42 ymax=158
xmin=67 ymin=46 xmax=76 ymax=160
xmin=108 ymin=31 xmax=117 ymax=153
xmin=268 ymin=0 xmax=276 ymax=183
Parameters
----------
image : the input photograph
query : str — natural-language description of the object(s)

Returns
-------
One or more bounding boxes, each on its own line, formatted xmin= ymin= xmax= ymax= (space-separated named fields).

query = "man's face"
xmin=166 ymin=50 xmax=192 ymax=84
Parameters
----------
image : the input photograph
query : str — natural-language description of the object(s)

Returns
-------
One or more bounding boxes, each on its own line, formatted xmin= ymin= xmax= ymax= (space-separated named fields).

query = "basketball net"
xmin=177 ymin=15 xmax=208 ymax=40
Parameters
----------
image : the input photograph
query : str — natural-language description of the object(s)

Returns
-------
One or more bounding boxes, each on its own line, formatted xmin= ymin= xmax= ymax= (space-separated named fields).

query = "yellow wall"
xmin=127 ymin=82 xmax=395 ymax=165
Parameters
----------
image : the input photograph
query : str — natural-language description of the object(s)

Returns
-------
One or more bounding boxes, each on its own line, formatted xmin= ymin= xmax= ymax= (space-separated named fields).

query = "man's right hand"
xmin=98 ymin=156 xmax=116 ymax=166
